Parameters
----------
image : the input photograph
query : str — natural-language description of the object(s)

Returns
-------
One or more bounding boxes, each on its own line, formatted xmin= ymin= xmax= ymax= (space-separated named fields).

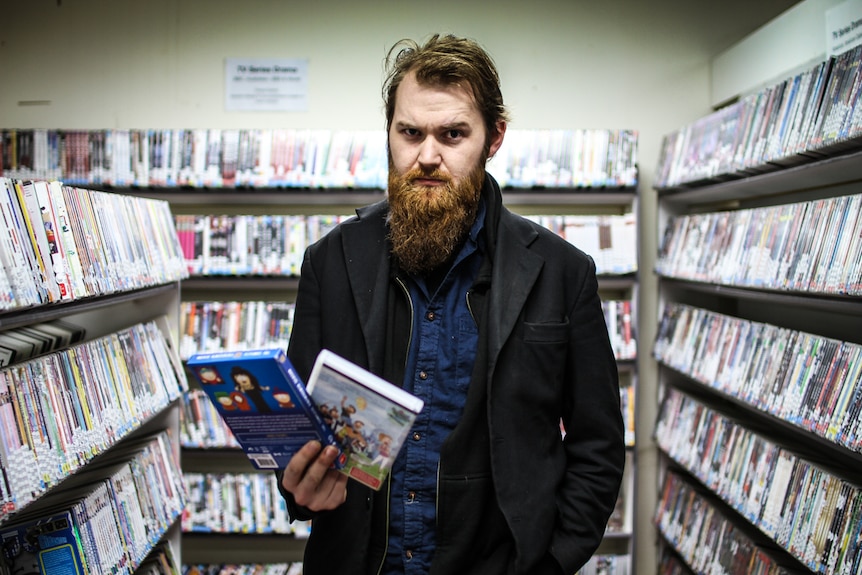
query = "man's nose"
xmin=417 ymin=137 xmax=442 ymax=168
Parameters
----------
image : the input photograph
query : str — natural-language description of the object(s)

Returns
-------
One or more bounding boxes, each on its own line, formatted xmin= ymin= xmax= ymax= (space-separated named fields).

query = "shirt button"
xmin=405 ymin=550 xmax=413 ymax=560
xmin=407 ymin=491 xmax=416 ymax=502
xmin=413 ymin=432 xmax=421 ymax=441
xmin=425 ymin=311 xmax=435 ymax=321
xmin=419 ymin=371 xmax=428 ymax=380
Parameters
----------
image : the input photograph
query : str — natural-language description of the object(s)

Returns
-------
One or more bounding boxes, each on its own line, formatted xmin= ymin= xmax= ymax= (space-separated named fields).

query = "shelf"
xmin=598 ymin=274 xmax=638 ymax=291
xmin=654 ymin=475 xmax=811 ymax=575
xmin=656 ymin=148 xmax=862 ymax=209
xmin=181 ymin=276 xmax=299 ymax=292
xmin=616 ymin=360 xmax=637 ymax=375
xmin=181 ymin=532 xmax=306 ymax=565
xmin=0 ymin=283 xmax=179 ymax=330
xmin=502 ymin=188 xmax=637 ymax=206
xmin=594 ymin=532 xmax=632 ymax=556
xmin=100 ymin=187 xmax=385 ymax=207
xmin=181 ymin=446 xmax=258 ymax=474
xmin=180 ymin=273 xmax=635 ymax=294
xmin=97 ymin=185 xmax=637 ymax=208
xmin=658 ymin=277 xmax=862 ymax=315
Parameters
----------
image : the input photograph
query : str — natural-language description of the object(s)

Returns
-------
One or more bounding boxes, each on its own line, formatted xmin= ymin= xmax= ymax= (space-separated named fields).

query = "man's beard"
xmin=387 ymin=164 xmax=485 ymax=276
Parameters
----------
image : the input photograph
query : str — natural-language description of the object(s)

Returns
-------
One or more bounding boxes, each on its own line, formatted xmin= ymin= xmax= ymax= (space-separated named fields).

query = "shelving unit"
xmin=652 ymin=104 xmax=862 ymax=573
xmin=46 ymin=126 xmax=641 ymax=572
xmin=170 ymin=189 xmax=371 ymax=569
xmin=163 ymin=182 xmax=642 ymax=572
xmin=0 ymin=181 xmax=189 ymax=574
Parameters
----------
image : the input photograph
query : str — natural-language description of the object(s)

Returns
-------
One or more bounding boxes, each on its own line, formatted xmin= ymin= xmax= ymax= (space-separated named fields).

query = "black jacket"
xmin=281 ymin=174 xmax=625 ymax=575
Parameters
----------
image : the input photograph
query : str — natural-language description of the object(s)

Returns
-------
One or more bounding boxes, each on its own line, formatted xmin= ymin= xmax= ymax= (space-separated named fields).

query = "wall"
xmin=712 ymin=0 xmax=847 ymax=105
xmin=0 ymin=0 xmax=724 ymax=173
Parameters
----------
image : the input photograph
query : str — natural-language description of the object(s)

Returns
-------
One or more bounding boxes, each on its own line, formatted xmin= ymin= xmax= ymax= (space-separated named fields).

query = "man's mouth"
xmin=413 ymin=178 xmax=444 ymax=186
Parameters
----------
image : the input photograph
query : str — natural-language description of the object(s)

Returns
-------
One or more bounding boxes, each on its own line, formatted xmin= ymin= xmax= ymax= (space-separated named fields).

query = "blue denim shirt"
xmin=382 ymin=201 xmax=485 ymax=574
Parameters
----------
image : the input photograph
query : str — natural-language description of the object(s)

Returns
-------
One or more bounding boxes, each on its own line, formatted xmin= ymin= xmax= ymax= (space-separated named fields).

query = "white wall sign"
xmin=826 ymin=0 xmax=862 ymax=56
xmin=225 ymin=58 xmax=309 ymax=112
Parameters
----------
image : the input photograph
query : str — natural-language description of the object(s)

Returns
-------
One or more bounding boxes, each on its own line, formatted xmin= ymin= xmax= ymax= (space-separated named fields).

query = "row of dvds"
xmin=487 ymin=128 xmax=638 ymax=188
xmin=0 ymin=319 xmax=186 ymax=523
xmin=177 ymin=297 xmax=634 ymax=364
xmin=182 ymin=472 xmax=310 ymax=537
xmin=605 ymin=460 xmax=630 ymax=535
xmin=0 ymin=128 xmax=638 ymax=190
xmin=180 ymin=389 xmax=240 ymax=450
xmin=655 ymin=43 xmax=862 ymax=188
xmin=656 ymin=192 xmax=862 ymax=295
xmin=179 ymin=301 xmax=295 ymax=361
xmin=574 ymin=554 xmax=631 ymax=575
xmin=620 ymin=381 xmax=635 ymax=448
xmin=658 ymin=549 xmax=692 ymax=575
xmin=176 ymin=212 xmax=638 ymax=279
xmin=174 ymin=214 xmax=350 ymax=277
xmin=526 ymin=213 xmax=638 ymax=275
xmin=1 ymin=128 xmax=387 ymax=190
xmin=656 ymin=471 xmax=804 ymax=575
xmin=656 ymin=388 xmax=862 ymax=574
xmin=654 ymin=303 xmax=862 ymax=452
xmin=136 ymin=541 xmax=180 ymax=575
xmin=0 ymin=431 xmax=186 ymax=575
xmin=0 ymin=318 xmax=85 ymax=367
xmin=0 ymin=177 xmax=188 ymax=312
xmin=183 ymin=565 xmax=302 ymax=575
xmin=602 ymin=299 xmax=637 ymax=361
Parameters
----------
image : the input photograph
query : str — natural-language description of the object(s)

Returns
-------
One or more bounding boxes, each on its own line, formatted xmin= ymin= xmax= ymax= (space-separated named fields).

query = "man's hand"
xmin=281 ymin=440 xmax=349 ymax=510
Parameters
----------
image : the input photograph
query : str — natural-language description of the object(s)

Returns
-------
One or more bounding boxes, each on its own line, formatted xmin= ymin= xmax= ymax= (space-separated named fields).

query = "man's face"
xmin=387 ymin=71 xmax=505 ymax=275
xmin=389 ymin=70 xmax=502 ymax=189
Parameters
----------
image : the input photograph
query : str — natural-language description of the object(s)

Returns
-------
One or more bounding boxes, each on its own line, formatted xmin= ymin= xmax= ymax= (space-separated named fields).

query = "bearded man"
xmin=278 ymin=34 xmax=625 ymax=575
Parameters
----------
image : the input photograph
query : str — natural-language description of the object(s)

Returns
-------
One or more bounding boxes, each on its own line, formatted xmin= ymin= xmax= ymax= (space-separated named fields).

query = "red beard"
xmin=387 ymin=165 xmax=485 ymax=276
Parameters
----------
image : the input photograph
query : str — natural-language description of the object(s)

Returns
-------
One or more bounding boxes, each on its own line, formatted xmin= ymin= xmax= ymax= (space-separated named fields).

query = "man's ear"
xmin=488 ymin=120 xmax=507 ymax=159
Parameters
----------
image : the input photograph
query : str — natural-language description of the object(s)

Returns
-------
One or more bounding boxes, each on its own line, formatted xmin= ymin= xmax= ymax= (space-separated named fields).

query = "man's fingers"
xmin=316 ymin=471 xmax=349 ymax=509
xmin=304 ymin=445 xmax=341 ymax=483
xmin=281 ymin=441 xmax=348 ymax=511
xmin=281 ymin=440 xmax=324 ymax=491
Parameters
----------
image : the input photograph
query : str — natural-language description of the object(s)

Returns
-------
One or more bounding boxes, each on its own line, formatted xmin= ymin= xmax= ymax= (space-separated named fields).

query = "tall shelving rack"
xmin=0 ymin=182 xmax=189 ymax=574
xmin=650 ymin=43 xmax=862 ymax=573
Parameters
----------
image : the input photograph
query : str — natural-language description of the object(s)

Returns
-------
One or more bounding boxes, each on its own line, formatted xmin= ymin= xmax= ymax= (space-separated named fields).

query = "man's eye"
xmin=446 ymin=130 xmax=463 ymax=139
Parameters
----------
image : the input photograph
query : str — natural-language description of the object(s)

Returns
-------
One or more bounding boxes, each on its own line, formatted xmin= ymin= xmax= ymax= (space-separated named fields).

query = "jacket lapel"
xmin=487 ymin=209 xmax=543 ymax=364
xmin=341 ymin=201 xmax=392 ymax=370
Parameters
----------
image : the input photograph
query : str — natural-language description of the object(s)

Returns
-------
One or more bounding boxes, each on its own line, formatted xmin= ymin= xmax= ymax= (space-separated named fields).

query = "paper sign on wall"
xmin=225 ymin=58 xmax=309 ymax=112
xmin=826 ymin=0 xmax=862 ymax=56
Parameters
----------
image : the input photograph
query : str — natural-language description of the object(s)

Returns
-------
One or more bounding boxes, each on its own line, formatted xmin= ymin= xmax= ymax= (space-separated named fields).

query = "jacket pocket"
xmin=522 ymin=318 xmax=569 ymax=344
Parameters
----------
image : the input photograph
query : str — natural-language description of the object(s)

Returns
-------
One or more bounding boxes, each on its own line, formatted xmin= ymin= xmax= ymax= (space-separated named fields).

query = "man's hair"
xmin=383 ymin=34 xmax=510 ymax=148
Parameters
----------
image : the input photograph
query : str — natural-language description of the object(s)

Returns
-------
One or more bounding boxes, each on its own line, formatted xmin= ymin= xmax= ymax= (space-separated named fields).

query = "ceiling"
xmin=648 ymin=0 xmax=806 ymax=57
